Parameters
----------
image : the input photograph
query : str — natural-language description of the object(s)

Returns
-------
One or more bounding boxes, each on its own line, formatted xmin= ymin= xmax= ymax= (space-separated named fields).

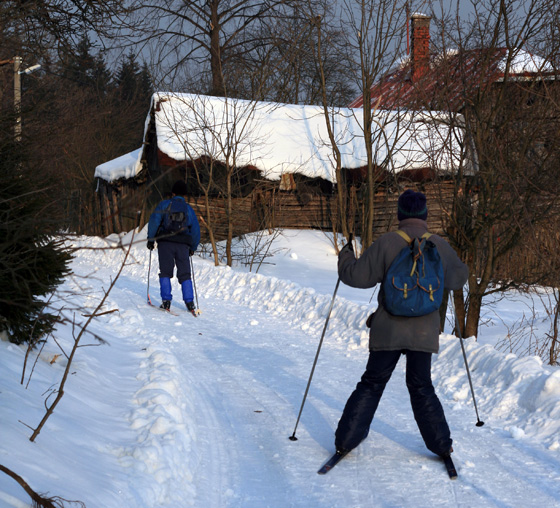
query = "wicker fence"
xmin=95 ymin=176 xmax=558 ymax=285
xmin=184 ymin=180 xmax=455 ymax=242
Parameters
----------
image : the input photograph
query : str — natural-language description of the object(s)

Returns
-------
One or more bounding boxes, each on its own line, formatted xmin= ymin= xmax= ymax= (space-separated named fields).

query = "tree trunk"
xmin=465 ymin=286 xmax=482 ymax=338
xmin=362 ymin=86 xmax=374 ymax=251
xmin=226 ymin=168 xmax=233 ymax=266
xmin=202 ymin=194 xmax=220 ymax=266
xmin=550 ymin=289 xmax=560 ymax=366
xmin=209 ymin=1 xmax=226 ymax=97
xmin=452 ymin=289 xmax=466 ymax=337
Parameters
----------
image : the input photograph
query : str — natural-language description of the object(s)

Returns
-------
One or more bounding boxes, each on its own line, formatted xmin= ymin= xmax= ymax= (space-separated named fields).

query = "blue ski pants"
xmin=335 ymin=349 xmax=452 ymax=457
xmin=157 ymin=241 xmax=193 ymax=303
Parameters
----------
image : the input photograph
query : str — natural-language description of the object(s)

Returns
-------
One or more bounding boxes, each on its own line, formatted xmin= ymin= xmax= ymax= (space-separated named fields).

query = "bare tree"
xmin=429 ymin=0 xmax=560 ymax=337
xmin=340 ymin=0 xmax=407 ymax=250
xmin=547 ymin=289 xmax=560 ymax=365
xmin=234 ymin=0 xmax=356 ymax=105
xmin=154 ymin=93 xmax=270 ymax=265
xmin=0 ymin=464 xmax=84 ymax=508
xmin=306 ymin=6 xmax=350 ymax=241
xmin=124 ymin=0 xmax=303 ymax=96
xmin=209 ymin=98 xmax=270 ymax=264
xmin=1 ymin=0 xmax=129 ymax=57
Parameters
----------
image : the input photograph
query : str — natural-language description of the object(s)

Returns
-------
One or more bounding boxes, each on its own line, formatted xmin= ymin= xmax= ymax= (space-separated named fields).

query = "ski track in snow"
xmin=3 ymin=235 xmax=560 ymax=507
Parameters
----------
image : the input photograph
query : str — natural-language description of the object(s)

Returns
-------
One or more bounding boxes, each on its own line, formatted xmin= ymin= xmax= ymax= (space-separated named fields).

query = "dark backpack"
xmin=382 ymin=230 xmax=444 ymax=317
xmin=160 ymin=200 xmax=189 ymax=236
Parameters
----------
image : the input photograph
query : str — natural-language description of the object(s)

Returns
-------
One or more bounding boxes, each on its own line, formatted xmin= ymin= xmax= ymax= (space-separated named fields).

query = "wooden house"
xmin=94 ymin=93 xmax=466 ymax=240
xmin=347 ymin=13 xmax=559 ymax=284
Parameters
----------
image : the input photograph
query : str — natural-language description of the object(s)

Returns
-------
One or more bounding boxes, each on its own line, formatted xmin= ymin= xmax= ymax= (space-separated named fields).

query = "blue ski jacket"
xmin=147 ymin=196 xmax=201 ymax=252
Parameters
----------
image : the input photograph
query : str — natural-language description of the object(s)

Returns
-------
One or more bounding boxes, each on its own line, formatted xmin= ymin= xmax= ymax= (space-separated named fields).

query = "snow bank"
xmin=434 ymin=335 xmax=560 ymax=450
xmin=194 ymin=262 xmax=372 ymax=350
xmin=118 ymin=341 xmax=199 ymax=506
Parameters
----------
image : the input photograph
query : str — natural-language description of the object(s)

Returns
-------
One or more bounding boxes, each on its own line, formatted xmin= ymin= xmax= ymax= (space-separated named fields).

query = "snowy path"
xmin=103 ymin=258 xmax=560 ymax=507
xmin=2 ymin=233 xmax=559 ymax=508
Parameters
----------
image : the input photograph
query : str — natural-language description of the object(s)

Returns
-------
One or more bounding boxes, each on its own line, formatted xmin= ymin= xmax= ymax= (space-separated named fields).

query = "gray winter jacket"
xmin=338 ymin=218 xmax=468 ymax=354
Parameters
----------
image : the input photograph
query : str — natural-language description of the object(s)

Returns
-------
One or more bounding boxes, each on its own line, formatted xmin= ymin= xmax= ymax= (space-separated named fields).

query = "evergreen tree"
xmin=0 ymin=110 xmax=72 ymax=345
xmin=116 ymin=52 xmax=140 ymax=102
xmin=138 ymin=62 xmax=153 ymax=103
xmin=60 ymin=36 xmax=113 ymax=95
xmin=113 ymin=52 xmax=154 ymax=148
xmin=115 ymin=52 xmax=153 ymax=103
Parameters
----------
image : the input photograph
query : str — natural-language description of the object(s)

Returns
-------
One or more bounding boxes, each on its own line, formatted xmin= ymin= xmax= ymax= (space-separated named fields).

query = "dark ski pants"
xmin=157 ymin=241 xmax=193 ymax=302
xmin=335 ymin=349 xmax=452 ymax=457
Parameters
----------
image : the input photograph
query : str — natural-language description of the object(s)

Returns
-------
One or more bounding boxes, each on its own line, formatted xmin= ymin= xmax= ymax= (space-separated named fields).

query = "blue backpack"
xmin=382 ymin=231 xmax=444 ymax=317
xmin=161 ymin=199 xmax=189 ymax=236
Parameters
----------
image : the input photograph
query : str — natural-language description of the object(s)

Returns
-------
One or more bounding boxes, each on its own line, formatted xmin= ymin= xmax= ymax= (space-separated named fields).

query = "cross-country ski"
xmin=147 ymin=300 xmax=180 ymax=316
xmin=317 ymin=450 xmax=350 ymax=475
xmin=443 ymin=455 xmax=458 ymax=480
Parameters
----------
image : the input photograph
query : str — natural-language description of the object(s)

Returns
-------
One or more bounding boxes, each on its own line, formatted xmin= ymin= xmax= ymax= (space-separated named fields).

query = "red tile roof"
xmin=349 ymin=47 xmax=554 ymax=111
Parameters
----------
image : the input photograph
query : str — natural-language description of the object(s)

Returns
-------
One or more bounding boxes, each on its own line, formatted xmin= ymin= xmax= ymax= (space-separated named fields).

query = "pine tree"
xmin=116 ymin=52 xmax=141 ymax=102
xmin=0 ymin=110 xmax=72 ymax=345
xmin=115 ymin=52 xmax=153 ymax=104
xmin=60 ymin=36 xmax=113 ymax=95
xmin=138 ymin=62 xmax=153 ymax=103
xmin=113 ymin=52 xmax=154 ymax=148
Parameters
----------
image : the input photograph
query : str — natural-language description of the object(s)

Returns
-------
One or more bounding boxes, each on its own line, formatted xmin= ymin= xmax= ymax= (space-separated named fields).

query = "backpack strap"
xmin=396 ymin=231 xmax=433 ymax=277
xmin=396 ymin=230 xmax=412 ymax=243
xmin=396 ymin=230 xmax=432 ymax=243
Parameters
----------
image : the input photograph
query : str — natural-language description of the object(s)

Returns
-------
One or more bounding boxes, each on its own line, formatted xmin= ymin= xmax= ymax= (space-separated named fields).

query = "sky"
xmin=1 ymin=227 xmax=559 ymax=507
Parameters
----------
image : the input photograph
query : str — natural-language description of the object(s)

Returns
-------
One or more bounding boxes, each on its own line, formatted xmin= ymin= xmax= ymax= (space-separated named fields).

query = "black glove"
xmin=189 ymin=249 xmax=195 ymax=256
xmin=147 ymin=241 xmax=155 ymax=250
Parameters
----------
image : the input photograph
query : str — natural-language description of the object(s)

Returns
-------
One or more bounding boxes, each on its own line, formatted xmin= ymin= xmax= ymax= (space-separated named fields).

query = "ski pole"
xmin=289 ymin=276 xmax=341 ymax=441
xmin=289 ymin=234 xmax=351 ymax=441
xmin=190 ymin=254 xmax=200 ymax=313
xmin=449 ymin=292 xmax=485 ymax=427
xmin=147 ymin=249 xmax=153 ymax=305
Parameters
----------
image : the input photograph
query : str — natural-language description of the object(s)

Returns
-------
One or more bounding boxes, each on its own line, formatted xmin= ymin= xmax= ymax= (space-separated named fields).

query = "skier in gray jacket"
xmin=335 ymin=189 xmax=468 ymax=459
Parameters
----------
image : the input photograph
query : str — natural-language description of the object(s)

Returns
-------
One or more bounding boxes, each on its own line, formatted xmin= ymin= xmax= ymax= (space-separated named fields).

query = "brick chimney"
xmin=411 ymin=13 xmax=431 ymax=82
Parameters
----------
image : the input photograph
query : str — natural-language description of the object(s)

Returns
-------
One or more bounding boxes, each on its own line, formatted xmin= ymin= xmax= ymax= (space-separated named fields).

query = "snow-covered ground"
xmin=1 ymin=229 xmax=559 ymax=507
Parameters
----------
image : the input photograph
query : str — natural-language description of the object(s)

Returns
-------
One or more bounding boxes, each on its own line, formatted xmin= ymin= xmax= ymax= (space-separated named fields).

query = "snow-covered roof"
xmin=499 ymin=48 xmax=554 ymax=75
xmin=94 ymin=148 xmax=143 ymax=182
xmin=96 ymin=93 xmax=465 ymax=183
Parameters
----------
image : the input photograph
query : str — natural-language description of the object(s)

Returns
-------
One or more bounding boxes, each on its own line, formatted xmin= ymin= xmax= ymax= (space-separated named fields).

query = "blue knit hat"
xmin=397 ymin=189 xmax=428 ymax=221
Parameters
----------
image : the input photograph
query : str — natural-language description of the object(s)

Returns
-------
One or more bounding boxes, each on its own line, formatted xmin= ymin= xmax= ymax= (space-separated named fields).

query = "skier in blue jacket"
xmin=147 ymin=180 xmax=201 ymax=312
